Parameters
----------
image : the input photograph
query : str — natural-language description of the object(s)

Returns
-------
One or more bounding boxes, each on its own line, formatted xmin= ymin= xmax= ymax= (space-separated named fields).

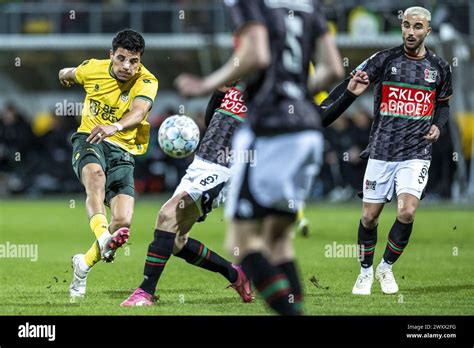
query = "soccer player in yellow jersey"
xmin=58 ymin=29 xmax=158 ymax=298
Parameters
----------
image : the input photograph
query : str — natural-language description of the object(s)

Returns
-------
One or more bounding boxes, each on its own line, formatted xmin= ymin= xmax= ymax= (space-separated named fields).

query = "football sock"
xmin=277 ymin=261 xmax=303 ymax=313
xmin=174 ymin=238 xmax=238 ymax=283
xmin=378 ymin=259 xmax=392 ymax=271
xmin=297 ymin=208 xmax=304 ymax=222
xmin=84 ymin=241 xmax=101 ymax=268
xmin=139 ymin=229 xmax=175 ymax=295
xmin=361 ymin=266 xmax=374 ymax=276
xmin=78 ymin=254 xmax=91 ymax=272
xmin=241 ymin=252 xmax=300 ymax=315
xmin=89 ymin=214 xmax=110 ymax=248
xmin=383 ymin=219 xmax=413 ymax=264
xmin=358 ymin=220 xmax=377 ymax=268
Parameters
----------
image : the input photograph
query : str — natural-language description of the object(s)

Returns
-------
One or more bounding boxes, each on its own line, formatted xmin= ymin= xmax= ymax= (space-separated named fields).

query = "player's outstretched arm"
xmin=58 ymin=67 xmax=77 ymax=87
xmin=175 ymin=24 xmax=270 ymax=97
xmin=347 ymin=70 xmax=369 ymax=95
xmin=319 ymin=70 xmax=369 ymax=127
xmin=308 ymin=33 xmax=345 ymax=94
xmin=87 ymin=98 xmax=151 ymax=144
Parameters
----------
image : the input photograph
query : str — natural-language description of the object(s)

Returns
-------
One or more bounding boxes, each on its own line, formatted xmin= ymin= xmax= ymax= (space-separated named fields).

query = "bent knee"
xmin=397 ymin=207 xmax=416 ymax=223
xmin=82 ymin=165 xmax=105 ymax=180
xmin=82 ymin=165 xmax=106 ymax=189
xmin=361 ymin=212 xmax=379 ymax=228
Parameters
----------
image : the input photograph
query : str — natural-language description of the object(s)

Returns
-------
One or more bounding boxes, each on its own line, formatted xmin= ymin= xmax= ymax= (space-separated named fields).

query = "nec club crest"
xmin=424 ymin=68 xmax=437 ymax=83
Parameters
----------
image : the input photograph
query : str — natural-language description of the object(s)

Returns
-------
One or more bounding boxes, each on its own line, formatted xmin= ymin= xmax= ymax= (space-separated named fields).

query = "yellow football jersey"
xmin=75 ymin=58 xmax=158 ymax=155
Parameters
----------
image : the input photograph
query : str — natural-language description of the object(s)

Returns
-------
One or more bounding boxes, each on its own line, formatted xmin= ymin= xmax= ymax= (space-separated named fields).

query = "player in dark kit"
xmin=321 ymin=6 xmax=453 ymax=295
xmin=121 ymin=83 xmax=253 ymax=306
xmin=178 ymin=0 xmax=344 ymax=315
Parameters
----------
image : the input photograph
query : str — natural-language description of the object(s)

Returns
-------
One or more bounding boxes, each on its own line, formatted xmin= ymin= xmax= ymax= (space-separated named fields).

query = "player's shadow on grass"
xmin=0 ymin=303 xmax=81 ymax=308
xmin=103 ymin=288 xmax=216 ymax=297
xmin=103 ymin=290 xmax=143 ymax=298
xmin=103 ymin=289 xmax=238 ymax=305
xmin=403 ymin=284 xmax=474 ymax=294
xmin=102 ymin=288 xmax=197 ymax=297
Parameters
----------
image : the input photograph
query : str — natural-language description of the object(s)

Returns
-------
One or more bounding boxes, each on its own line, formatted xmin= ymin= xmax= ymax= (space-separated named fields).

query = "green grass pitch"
xmin=0 ymin=197 xmax=473 ymax=315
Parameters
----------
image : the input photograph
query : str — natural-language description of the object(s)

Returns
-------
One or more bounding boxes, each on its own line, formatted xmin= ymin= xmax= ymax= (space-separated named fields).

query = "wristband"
xmin=111 ymin=122 xmax=124 ymax=131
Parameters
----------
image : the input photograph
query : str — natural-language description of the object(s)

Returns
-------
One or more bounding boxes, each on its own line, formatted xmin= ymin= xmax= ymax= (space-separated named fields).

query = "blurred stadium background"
xmin=0 ymin=0 xmax=473 ymax=202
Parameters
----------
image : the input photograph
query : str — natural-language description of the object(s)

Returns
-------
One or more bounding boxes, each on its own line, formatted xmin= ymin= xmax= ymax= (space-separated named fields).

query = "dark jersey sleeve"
xmin=437 ymin=63 xmax=453 ymax=101
xmin=226 ymin=0 xmax=265 ymax=33
xmin=351 ymin=51 xmax=385 ymax=84
xmin=433 ymin=100 xmax=450 ymax=134
xmin=319 ymin=78 xmax=357 ymax=127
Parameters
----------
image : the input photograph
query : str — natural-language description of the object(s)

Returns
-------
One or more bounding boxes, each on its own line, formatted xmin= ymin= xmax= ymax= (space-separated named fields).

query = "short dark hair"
xmin=112 ymin=29 xmax=145 ymax=55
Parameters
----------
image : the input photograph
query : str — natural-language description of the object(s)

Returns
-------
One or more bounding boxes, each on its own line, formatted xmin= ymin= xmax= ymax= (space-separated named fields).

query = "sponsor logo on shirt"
xmin=89 ymin=98 xmax=120 ymax=122
xmin=380 ymin=82 xmax=435 ymax=119
xmin=217 ymin=87 xmax=247 ymax=120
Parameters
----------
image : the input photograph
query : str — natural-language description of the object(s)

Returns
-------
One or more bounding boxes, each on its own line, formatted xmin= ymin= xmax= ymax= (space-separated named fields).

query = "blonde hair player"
xmin=319 ymin=6 xmax=452 ymax=295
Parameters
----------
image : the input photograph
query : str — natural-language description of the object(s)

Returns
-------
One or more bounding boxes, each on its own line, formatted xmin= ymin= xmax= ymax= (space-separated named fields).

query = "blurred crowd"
xmin=1 ymin=0 xmax=470 ymax=36
xmin=0 ymin=101 xmax=459 ymax=201
xmin=0 ymin=102 xmax=210 ymax=197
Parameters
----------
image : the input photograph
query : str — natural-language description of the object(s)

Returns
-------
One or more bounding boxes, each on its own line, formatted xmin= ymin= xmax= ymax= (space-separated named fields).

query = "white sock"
xmin=361 ymin=266 xmax=373 ymax=276
xmin=97 ymin=230 xmax=112 ymax=250
xmin=79 ymin=255 xmax=91 ymax=272
xmin=378 ymin=259 xmax=392 ymax=271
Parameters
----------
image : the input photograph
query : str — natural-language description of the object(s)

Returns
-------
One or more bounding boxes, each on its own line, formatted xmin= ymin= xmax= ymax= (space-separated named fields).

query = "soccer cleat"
xmin=375 ymin=266 xmax=399 ymax=294
xmin=70 ymin=254 xmax=89 ymax=298
xmin=296 ymin=217 xmax=310 ymax=237
xmin=227 ymin=264 xmax=254 ymax=303
xmin=120 ymin=288 xmax=158 ymax=307
xmin=352 ymin=273 xmax=374 ymax=295
xmin=101 ymin=227 xmax=130 ymax=262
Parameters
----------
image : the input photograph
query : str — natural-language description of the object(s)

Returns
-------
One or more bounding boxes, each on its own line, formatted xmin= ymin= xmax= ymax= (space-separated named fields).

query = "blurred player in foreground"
xmin=176 ymin=0 xmax=345 ymax=315
xmin=321 ymin=7 xmax=452 ymax=295
xmin=59 ymin=29 xmax=158 ymax=298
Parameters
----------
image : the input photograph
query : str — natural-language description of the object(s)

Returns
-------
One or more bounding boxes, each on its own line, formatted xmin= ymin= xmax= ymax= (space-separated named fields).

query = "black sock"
xmin=241 ymin=252 xmax=300 ymax=316
xmin=139 ymin=229 xmax=175 ymax=295
xmin=358 ymin=220 xmax=377 ymax=268
xmin=174 ymin=238 xmax=238 ymax=283
xmin=277 ymin=261 xmax=303 ymax=313
xmin=383 ymin=219 xmax=413 ymax=264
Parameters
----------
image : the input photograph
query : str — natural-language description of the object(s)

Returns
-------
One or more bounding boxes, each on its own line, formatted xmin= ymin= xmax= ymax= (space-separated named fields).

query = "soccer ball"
xmin=158 ymin=115 xmax=200 ymax=158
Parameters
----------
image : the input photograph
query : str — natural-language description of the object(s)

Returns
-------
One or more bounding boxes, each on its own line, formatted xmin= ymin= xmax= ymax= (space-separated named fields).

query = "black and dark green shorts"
xmin=71 ymin=132 xmax=135 ymax=204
